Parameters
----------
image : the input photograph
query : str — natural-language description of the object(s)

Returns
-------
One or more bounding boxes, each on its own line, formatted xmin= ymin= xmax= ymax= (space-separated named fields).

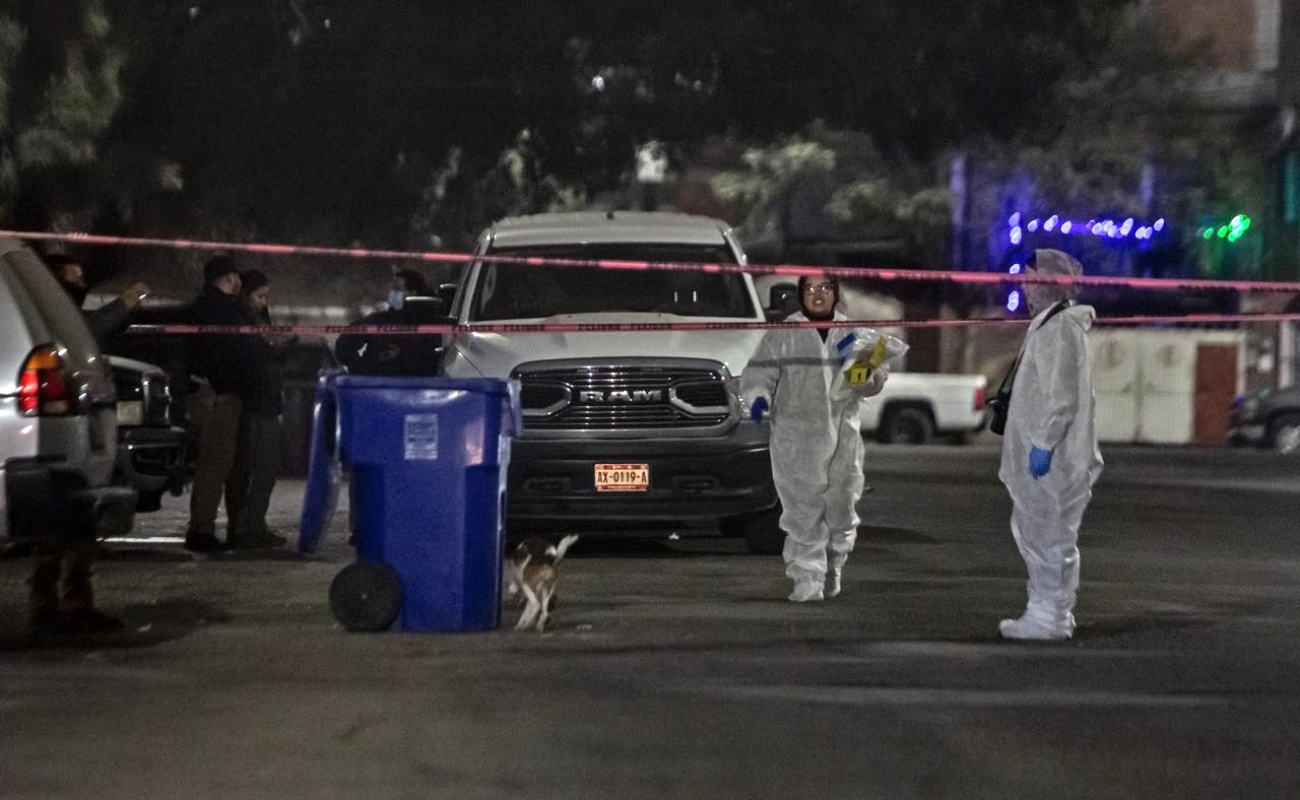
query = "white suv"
xmin=442 ymin=211 xmax=783 ymax=552
xmin=0 ymin=238 xmax=135 ymax=544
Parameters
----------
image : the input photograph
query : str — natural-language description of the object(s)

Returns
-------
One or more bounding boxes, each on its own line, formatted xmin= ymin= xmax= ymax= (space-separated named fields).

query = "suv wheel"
xmin=1270 ymin=414 xmax=1300 ymax=455
xmin=878 ymin=406 xmax=934 ymax=445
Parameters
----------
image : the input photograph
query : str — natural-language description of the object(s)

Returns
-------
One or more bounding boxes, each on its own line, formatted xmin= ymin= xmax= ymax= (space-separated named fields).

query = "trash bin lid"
xmin=334 ymin=375 xmax=512 ymax=396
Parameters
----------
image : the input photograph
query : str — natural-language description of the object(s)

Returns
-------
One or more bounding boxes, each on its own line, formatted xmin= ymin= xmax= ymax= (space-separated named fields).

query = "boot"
xmin=999 ymin=599 xmax=1074 ymax=641
xmin=59 ymin=543 xmax=123 ymax=635
xmin=788 ymin=576 xmax=825 ymax=603
xmin=185 ymin=529 xmax=230 ymax=553
xmin=825 ymin=552 xmax=849 ymax=599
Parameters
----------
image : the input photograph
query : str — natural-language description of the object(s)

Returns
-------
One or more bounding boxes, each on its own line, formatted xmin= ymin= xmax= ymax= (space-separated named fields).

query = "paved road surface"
xmin=1 ymin=444 xmax=1297 ymax=799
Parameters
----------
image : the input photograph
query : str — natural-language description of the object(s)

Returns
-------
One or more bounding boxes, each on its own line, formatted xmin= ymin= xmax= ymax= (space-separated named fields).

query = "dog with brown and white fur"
xmin=505 ymin=534 xmax=579 ymax=632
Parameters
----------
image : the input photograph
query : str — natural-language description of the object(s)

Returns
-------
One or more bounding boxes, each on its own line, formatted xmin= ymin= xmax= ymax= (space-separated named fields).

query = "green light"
xmin=1203 ymin=214 xmax=1252 ymax=245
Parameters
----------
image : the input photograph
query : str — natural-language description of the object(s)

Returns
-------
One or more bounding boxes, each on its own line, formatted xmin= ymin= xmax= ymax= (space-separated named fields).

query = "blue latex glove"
xmin=749 ymin=396 xmax=769 ymax=422
xmin=1029 ymin=446 xmax=1053 ymax=479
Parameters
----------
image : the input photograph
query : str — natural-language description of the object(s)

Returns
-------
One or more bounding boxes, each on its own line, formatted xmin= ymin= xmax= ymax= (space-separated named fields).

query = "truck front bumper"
xmin=117 ymin=426 xmax=189 ymax=498
xmin=507 ymin=423 xmax=776 ymax=523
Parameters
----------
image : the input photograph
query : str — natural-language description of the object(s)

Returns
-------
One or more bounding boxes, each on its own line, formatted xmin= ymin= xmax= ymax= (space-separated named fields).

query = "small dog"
xmin=505 ymin=534 xmax=579 ymax=632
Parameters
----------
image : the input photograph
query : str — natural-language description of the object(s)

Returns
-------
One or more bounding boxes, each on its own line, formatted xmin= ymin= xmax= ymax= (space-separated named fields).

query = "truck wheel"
xmin=878 ymin=406 xmax=934 ymax=445
xmin=1270 ymin=414 xmax=1300 ymax=454
xmin=330 ymin=561 xmax=402 ymax=632
xmin=722 ymin=506 xmax=785 ymax=555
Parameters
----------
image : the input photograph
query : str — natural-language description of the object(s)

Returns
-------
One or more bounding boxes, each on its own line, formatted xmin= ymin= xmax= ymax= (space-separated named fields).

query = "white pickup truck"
xmin=859 ymin=372 xmax=989 ymax=444
xmin=442 ymin=211 xmax=785 ymax=552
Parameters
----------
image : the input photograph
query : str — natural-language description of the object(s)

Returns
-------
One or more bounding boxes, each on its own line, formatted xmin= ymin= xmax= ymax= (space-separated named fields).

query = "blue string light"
xmin=1008 ymin=213 xmax=1168 ymax=243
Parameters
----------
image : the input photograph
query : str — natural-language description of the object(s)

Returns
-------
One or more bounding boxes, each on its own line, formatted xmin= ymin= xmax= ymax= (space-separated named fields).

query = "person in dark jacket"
xmin=335 ymin=267 xmax=442 ymax=376
xmin=224 ymin=269 xmax=288 ymax=549
xmin=28 ymin=254 xmax=149 ymax=635
xmin=47 ymin=253 xmax=150 ymax=347
xmin=184 ymin=255 xmax=270 ymax=552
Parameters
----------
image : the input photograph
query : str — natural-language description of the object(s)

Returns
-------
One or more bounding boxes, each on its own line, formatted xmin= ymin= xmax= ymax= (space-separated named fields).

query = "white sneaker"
xmin=998 ymin=614 xmax=1073 ymax=641
xmin=788 ymin=580 xmax=825 ymax=603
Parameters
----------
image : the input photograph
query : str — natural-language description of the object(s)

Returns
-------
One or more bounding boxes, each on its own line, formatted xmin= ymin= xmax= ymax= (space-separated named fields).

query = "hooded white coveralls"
xmin=742 ymin=311 xmax=885 ymax=593
xmin=999 ymin=301 xmax=1104 ymax=630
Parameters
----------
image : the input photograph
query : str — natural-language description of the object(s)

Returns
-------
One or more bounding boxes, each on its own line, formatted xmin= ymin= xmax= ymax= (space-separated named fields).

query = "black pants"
xmin=226 ymin=412 xmax=282 ymax=542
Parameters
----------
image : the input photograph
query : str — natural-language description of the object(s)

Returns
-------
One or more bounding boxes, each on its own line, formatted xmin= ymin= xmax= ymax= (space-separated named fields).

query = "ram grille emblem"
xmin=578 ymin=390 xmax=663 ymax=403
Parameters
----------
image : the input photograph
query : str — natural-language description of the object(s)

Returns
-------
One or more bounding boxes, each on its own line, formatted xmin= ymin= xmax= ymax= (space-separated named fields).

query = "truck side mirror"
xmin=402 ymin=296 xmax=445 ymax=324
xmin=767 ymin=282 xmax=799 ymax=321
xmin=437 ymin=283 xmax=458 ymax=314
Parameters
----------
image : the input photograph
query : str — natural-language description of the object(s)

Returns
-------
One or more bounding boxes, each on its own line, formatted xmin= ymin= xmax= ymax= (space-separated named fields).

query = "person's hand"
xmin=118 ymin=282 xmax=149 ymax=310
xmin=749 ymin=396 xmax=769 ymax=422
xmin=1029 ymin=446 xmax=1053 ymax=479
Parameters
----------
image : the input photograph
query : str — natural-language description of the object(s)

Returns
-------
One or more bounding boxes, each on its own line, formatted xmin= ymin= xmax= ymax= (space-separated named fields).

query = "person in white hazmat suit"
xmin=998 ymin=249 xmax=1104 ymax=640
xmin=742 ymin=273 xmax=903 ymax=602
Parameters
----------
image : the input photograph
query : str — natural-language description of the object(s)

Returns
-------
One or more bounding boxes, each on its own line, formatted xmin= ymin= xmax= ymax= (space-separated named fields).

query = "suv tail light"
xmin=974 ymin=385 xmax=986 ymax=411
xmin=19 ymin=344 xmax=76 ymax=417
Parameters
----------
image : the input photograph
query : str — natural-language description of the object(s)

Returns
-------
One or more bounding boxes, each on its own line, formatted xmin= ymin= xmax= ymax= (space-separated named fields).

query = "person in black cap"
xmin=224 ymin=269 xmax=289 ymax=549
xmin=184 ymin=255 xmax=272 ymax=552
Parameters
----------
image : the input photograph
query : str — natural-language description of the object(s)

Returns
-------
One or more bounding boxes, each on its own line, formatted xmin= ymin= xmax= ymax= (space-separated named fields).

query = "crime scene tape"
xmin=6 ymin=228 xmax=1300 ymax=294
xmin=127 ymin=313 xmax=1300 ymax=337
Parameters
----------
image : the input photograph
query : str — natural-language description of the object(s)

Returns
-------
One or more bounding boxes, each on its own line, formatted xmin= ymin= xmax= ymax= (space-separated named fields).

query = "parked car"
xmin=859 ymin=372 xmax=989 ymax=444
xmin=107 ymin=355 xmax=188 ymax=511
xmin=0 ymin=237 xmax=136 ymax=544
xmin=1228 ymin=386 xmax=1300 ymax=454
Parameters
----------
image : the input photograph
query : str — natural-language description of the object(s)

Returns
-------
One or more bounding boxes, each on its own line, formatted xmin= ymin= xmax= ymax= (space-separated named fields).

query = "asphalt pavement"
xmin=1 ymin=443 xmax=1298 ymax=799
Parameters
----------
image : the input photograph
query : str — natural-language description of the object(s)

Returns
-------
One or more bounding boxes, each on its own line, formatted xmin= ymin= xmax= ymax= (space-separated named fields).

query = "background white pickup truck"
xmin=859 ymin=372 xmax=989 ymax=444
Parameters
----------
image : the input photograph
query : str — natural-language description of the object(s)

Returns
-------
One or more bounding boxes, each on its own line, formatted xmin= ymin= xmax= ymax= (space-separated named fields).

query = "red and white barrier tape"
xmin=6 ymin=229 xmax=1300 ymax=294
xmin=126 ymin=312 xmax=1300 ymax=337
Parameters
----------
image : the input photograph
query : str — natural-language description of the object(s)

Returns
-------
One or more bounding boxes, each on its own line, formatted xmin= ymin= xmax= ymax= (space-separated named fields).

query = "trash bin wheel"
xmin=330 ymin=561 xmax=402 ymax=632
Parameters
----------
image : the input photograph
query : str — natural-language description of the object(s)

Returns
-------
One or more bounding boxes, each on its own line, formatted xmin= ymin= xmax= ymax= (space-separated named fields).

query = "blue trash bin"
xmin=299 ymin=373 xmax=519 ymax=633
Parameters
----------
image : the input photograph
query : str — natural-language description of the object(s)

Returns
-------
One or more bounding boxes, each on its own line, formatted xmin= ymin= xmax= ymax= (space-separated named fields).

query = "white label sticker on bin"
xmin=404 ymin=414 xmax=439 ymax=460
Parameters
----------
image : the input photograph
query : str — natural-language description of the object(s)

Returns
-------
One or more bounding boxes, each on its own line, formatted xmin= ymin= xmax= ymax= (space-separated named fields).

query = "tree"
xmin=962 ymin=10 xmax=1267 ymax=279
xmin=0 ymin=0 xmax=130 ymax=230
xmin=709 ymin=124 xmax=953 ymax=268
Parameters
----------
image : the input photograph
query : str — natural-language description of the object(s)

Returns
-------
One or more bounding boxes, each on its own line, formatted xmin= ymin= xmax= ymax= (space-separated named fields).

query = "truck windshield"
xmin=470 ymin=244 xmax=756 ymax=321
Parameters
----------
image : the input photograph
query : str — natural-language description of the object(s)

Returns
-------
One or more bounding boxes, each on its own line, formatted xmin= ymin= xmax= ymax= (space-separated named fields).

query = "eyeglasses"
xmin=802 ymin=283 xmax=836 ymax=295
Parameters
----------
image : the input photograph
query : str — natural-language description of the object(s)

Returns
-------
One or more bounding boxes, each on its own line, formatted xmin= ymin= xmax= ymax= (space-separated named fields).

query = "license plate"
xmin=594 ymin=463 xmax=649 ymax=492
xmin=116 ymin=400 xmax=144 ymax=426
